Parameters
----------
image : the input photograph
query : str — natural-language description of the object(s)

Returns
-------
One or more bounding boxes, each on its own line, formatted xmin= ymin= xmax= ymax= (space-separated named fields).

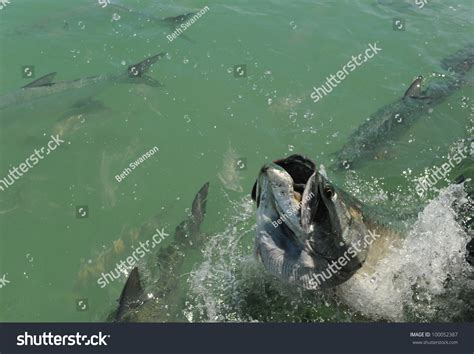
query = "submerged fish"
xmin=108 ymin=3 xmax=197 ymax=41
xmin=108 ymin=182 xmax=210 ymax=322
xmin=75 ymin=218 xmax=156 ymax=293
xmin=9 ymin=2 xmax=198 ymax=40
xmin=52 ymin=99 xmax=111 ymax=138
xmin=0 ymin=52 xmax=166 ymax=126
xmin=332 ymin=43 xmax=474 ymax=170
xmin=218 ymin=143 xmax=244 ymax=193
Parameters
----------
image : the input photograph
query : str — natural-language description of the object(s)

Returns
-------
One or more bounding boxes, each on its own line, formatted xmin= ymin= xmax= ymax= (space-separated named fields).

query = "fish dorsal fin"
xmin=115 ymin=267 xmax=144 ymax=321
xmin=403 ymin=75 xmax=424 ymax=99
xmin=190 ymin=182 xmax=209 ymax=226
xmin=22 ymin=72 xmax=57 ymax=88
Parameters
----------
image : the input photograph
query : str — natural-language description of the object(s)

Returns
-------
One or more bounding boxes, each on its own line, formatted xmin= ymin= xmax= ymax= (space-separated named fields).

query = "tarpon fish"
xmin=9 ymin=2 xmax=198 ymax=40
xmin=252 ymin=154 xmax=474 ymax=290
xmin=108 ymin=3 xmax=197 ymax=41
xmin=108 ymin=182 xmax=210 ymax=322
xmin=0 ymin=52 xmax=166 ymax=124
xmin=74 ymin=207 xmax=167 ymax=292
xmin=161 ymin=13 xmax=199 ymax=27
xmin=217 ymin=143 xmax=244 ymax=192
xmin=332 ymin=43 xmax=474 ymax=170
xmin=449 ymin=135 xmax=474 ymax=265
xmin=251 ymin=154 xmax=401 ymax=289
xmin=249 ymin=154 xmax=474 ymax=321
xmin=109 ymin=3 xmax=197 ymax=26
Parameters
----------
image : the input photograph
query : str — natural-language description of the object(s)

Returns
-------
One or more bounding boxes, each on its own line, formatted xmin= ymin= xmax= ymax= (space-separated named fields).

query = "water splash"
xmin=186 ymin=183 xmax=472 ymax=322
xmin=338 ymin=183 xmax=471 ymax=321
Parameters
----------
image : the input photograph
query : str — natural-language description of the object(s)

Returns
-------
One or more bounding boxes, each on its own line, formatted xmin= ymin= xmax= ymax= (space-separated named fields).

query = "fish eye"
xmin=324 ymin=186 xmax=334 ymax=198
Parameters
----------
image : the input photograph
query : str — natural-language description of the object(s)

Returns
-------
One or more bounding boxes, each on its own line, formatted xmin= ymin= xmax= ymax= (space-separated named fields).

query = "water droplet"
xmin=185 ymin=208 xmax=192 ymax=217
xmin=288 ymin=112 xmax=297 ymax=123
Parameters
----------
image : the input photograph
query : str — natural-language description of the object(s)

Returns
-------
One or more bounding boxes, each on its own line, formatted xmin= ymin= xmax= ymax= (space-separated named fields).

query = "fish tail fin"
xmin=114 ymin=267 xmax=144 ymax=322
xmin=126 ymin=52 xmax=167 ymax=87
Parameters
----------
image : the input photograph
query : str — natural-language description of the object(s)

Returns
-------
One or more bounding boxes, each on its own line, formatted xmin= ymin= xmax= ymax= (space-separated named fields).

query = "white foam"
xmin=338 ymin=183 xmax=470 ymax=321
xmin=185 ymin=195 xmax=256 ymax=322
xmin=186 ymin=184 xmax=471 ymax=322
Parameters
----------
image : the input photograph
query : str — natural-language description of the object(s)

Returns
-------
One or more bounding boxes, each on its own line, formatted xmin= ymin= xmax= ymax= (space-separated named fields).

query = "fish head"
xmin=163 ymin=12 xmax=197 ymax=25
xmin=252 ymin=154 xmax=370 ymax=289
xmin=441 ymin=43 xmax=474 ymax=76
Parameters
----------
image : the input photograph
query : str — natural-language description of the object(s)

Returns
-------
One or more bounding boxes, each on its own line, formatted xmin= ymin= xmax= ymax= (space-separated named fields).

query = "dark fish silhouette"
xmin=109 ymin=182 xmax=210 ymax=322
xmin=332 ymin=44 xmax=474 ymax=170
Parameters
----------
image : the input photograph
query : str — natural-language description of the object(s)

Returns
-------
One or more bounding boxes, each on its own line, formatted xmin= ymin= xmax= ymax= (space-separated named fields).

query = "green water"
xmin=0 ymin=0 xmax=472 ymax=322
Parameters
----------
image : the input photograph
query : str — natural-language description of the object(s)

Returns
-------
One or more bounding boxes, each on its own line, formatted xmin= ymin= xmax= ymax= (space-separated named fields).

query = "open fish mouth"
xmin=251 ymin=155 xmax=369 ymax=290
